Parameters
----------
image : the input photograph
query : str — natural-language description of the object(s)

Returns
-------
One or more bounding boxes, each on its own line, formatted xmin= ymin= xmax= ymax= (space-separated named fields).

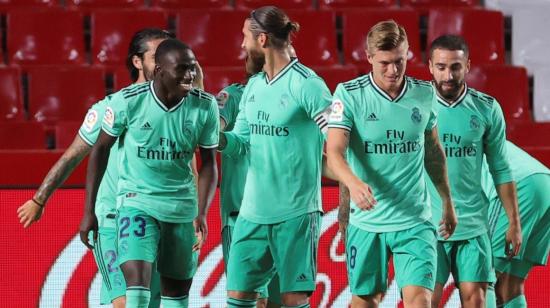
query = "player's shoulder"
xmin=189 ymin=88 xmax=217 ymax=110
xmin=222 ymin=83 xmax=246 ymax=95
xmin=467 ymin=87 xmax=497 ymax=106
xmin=339 ymin=74 xmax=371 ymax=93
xmin=120 ymin=82 xmax=150 ymax=100
xmin=407 ymin=76 xmax=432 ymax=89
xmin=290 ymin=61 xmax=316 ymax=79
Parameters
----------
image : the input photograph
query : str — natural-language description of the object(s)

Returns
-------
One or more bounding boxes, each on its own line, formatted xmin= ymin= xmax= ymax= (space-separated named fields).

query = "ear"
xmin=154 ymin=65 xmax=161 ymax=76
xmin=258 ymin=33 xmax=267 ymax=48
xmin=428 ymin=59 xmax=434 ymax=75
xmin=366 ymin=50 xmax=374 ymax=65
xmin=132 ymin=55 xmax=143 ymax=71
xmin=466 ymin=59 xmax=471 ymax=74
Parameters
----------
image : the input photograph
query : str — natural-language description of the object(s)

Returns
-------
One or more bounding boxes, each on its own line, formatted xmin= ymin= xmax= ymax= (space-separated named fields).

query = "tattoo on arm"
xmin=34 ymin=137 xmax=91 ymax=204
xmin=424 ymin=131 xmax=451 ymax=199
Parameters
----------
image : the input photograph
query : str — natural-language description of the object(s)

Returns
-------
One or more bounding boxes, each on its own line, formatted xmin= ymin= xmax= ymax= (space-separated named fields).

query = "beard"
xmin=245 ymin=49 xmax=265 ymax=76
xmin=435 ymin=80 xmax=463 ymax=100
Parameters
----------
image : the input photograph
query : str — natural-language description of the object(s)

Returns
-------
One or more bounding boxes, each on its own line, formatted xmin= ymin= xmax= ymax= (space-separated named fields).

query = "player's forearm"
xmin=338 ymin=182 xmax=350 ymax=224
xmin=496 ymin=182 xmax=521 ymax=227
xmin=321 ymin=153 xmax=339 ymax=181
xmin=327 ymin=150 xmax=362 ymax=190
xmin=34 ymin=136 xmax=91 ymax=205
xmin=197 ymin=159 xmax=218 ymax=217
xmin=84 ymin=139 xmax=113 ymax=215
xmin=424 ymin=135 xmax=452 ymax=204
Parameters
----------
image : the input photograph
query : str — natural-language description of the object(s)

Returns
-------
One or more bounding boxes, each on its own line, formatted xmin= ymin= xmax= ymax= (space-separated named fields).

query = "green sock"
xmin=126 ymin=287 xmax=151 ymax=308
xmin=503 ymin=295 xmax=527 ymax=308
xmin=282 ymin=304 xmax=311 ymax=308
xmin=486 ymin=284 xmax=497 ymax=308
xmin=227 ymin=297 xmax=257 ymax=307
xmin=161 ymin=295 xmax=189 ymax=308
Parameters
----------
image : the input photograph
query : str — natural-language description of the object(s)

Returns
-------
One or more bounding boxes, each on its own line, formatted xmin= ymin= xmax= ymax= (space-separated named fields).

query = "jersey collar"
xmin=434 ymin=83 xmax=468 ymax=108
xmin=264 ymin=58 xmax=298 ymax=85
xmin=150 ymin=81 xmax=186 ymax=112
xmin=369 ymin=72 xmax=408 ymax=102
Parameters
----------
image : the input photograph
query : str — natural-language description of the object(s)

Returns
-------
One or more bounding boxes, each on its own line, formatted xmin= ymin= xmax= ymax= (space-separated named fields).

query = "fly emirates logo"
xmin=249 ymin=110 xmax=290 ymax=137
xmin=365 ymin=129 xmax=421 ymax=154
xmin=137 ymin=137 xmax=192 ymax=161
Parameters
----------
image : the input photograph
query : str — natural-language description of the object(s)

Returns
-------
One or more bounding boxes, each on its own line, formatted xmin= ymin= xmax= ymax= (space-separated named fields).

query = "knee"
xmin=403 ymin=291 xmax=431 ymax=308
xmin=352 ymin=294 xmax=383 ymax=308
xmin=281 ymin=292 xmax=309 ymax=307
xmin=462 ymin=290 xmax=486 ymax=308
xmin=228 ymin=290 xmax=258 ymax=300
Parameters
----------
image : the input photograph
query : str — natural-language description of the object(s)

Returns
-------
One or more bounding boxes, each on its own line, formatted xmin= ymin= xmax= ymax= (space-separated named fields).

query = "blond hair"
xmin=366 ymin=20 xmax=408 ymax=55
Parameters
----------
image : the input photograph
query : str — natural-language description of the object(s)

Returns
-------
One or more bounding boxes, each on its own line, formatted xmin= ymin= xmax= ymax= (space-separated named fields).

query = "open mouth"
xmin=179 ymin=81 xmax=193 ymax=91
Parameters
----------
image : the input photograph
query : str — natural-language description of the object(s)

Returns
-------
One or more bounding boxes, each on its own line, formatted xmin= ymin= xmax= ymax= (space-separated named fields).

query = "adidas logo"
xmin=141 ymin=122 xmax=152 ymax=130
xmin=296 ymin=273 xmax=308 ymax=282
xmin=366 ymin=112 xmax=379 ymax=121
xmin=249 ymin=95 xmax=255 ymax=102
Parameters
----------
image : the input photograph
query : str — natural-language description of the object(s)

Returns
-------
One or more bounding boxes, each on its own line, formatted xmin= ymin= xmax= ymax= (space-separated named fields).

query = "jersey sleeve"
xmin=198 ymin=96 xmax=220 ymax=149
xmin=298 ymin=76 xmax=333 ymax=120
xmin=78 ymin=99 xmax=107 ymax=146
xmin=327 ymin=83 xmax=354 ymax=131
xmin=222 ymin=84 xmax=251 ymax=157
xmin=483 ymin=100 xmax=513 ymax=185
xmin=425 ymin=88 xmax=438 ymax=131
xmin=217 ymin=86 xmax=240 ymax=129
xmin=101 ymin=92 xmax=128 ymax=137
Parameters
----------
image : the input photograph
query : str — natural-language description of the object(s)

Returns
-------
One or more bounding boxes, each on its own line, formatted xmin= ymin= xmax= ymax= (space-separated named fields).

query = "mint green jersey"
xmin=428 ymin=85 xmax=512 ymax=240
xmin=222 ymin=59 xmax=332 ymax=224
xmin=328 ymin=73 xmax=437 ymax=232
xmin=483 ymin=141 xmax=550 ymax=203
xmin=218 ymin=83 xmax=248 ymax=227
xmin=79 ymin=99 xmax=119 ymax=227
xmin=102 ymin=82 xmax=219 ymax=223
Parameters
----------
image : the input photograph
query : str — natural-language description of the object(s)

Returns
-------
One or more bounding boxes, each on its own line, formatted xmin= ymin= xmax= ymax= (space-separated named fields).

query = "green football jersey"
xmin=428 ymin=85 xmax=513 ymax=240
xmin=101 ymin=82 xmax=219 ymax=223
xmin=222 ymin=59 xmax=332 ymax=224
xmin=217 ymin=83 xmax=248 ymax=228
xmin=328 ymin=73 xmax=437 ymax=233
xmin=79 ymin=98 xmax=119 ymax=227
xmin=483 ymin=141 xmax=550 ymax=203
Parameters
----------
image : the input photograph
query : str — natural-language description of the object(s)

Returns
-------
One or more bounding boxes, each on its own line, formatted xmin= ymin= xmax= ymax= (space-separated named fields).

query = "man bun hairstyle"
xmin=249 ymin=6 xmax=299 ymax=49
xmin=126 ymin=28 xmax=175 ymax=82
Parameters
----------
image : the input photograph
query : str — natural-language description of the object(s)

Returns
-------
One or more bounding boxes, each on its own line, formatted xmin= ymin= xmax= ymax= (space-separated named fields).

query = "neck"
xmin=152 ymin=79 xmax=185 ymax=108
xmin=442 ymin=84 xmax=466 ymax=104
xmin=263 ymin=48 xmax=291 ymax=81
xmin=372 ymin=74 xmax=404 ymax=99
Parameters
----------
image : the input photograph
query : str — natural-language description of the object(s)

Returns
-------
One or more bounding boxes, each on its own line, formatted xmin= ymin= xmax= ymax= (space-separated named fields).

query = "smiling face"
xmin=367 ymin=42 xmax=408 ymax=93
xmin=429 ymin=48 xmax=470 ymax=101
xmin=155 ymin=48 xmax=197 ymax=97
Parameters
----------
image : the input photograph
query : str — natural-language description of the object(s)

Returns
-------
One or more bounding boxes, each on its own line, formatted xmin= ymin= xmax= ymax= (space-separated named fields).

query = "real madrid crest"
xmin=411 ymin=107 xmax=422 ymax=124
xmin=470 ymin=115 xmax=480 ymax=130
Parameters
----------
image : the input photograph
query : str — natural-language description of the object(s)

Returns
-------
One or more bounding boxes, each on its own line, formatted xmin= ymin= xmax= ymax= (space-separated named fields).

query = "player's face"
xmin=156 ymin=49 xmax=197 ymax=96
xmin=140 ymin=38 xmax=166 ymax=82
xmin=429 ymin=48 xmax=470 ymax=100
xmin=242 ymin=19 xmax=265 ymax=75
xmin=367 ymin=42 xmax=408 ymax=92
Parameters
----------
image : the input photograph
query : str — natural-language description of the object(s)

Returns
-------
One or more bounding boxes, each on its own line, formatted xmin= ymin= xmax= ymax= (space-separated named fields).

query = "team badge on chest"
xmin=411 ymin=107 xmax=422 ymax=124
xmin=470 ymin=115 xmax=480 ymax=130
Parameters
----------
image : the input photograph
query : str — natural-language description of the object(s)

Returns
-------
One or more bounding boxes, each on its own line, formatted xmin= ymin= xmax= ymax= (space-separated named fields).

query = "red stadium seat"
xmin=177 ymin=11 xmax=249 ymax=67
xmin=91 ymin=10 xmax=168 ymax=66
xmin=0 ymin=67 xmax=24 ymax=121
xmin=27 ymin=66 xmax=106 ymax=123
xmin=406 ymin=64 xmax=432 ymax=81
xmin=202 ymin=66 xmax=248 ymax=94
xmin=66 ymin=0 xmax=144 ymax=9
xmin=55 ymin=121 xmax=81 ymax=149
xmin=342 ymin=9 xmax=421 ymax=67
xmin=287 ymin=11 xmax=339 ymax=66
xmin=427 ymin=8 xmax=505 ymax=65
xmin=508 ymin=123 xmax=550 ymax=147
xmin=0 ymin=0 xmax=56 ymax=9
xmin=319 ymin=0 xmax=397 ymax=10
xmin=466 ymin=65 xmax=531 ymax=123
xmin=312 ymin=66 xmax=359 ymax=92
xmin=7 ymin=10 xmax=86 ymax=65
xmin=151 ymin=0 xmax=230 ymax=9
xmin=402 ymin=0 xmax=480 ymax=13
xmin=0 ymin=122 xmax=47 ymax=149
xmin=112 ymin=66 xmax=134 ymax=92
xmin=235 ymin=0 xmax=313 ymax=10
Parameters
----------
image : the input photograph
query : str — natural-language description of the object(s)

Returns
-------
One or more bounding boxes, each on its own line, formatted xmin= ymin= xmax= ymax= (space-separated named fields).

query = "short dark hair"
xmin=249 ymin=6 xmax=299 ymax=49
xmin=429 ymin=34 xmax=469 ymax=59
xmin=154 ymin=38 xmax=191 ymax=65
xmin=126 ymin=28 xmax=175 ymax=82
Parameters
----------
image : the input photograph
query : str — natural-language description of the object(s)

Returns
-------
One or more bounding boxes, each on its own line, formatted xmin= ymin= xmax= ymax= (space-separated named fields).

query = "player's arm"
xmin=338 ymin=182 xmax=350 ymax=244
xmin=219 ymin=91 xmax=250 ymax=156
xmin=80 ymin=130 xmax=117 ymax=249
xmin=193 ymin=146 xmax=218 ymax=251
xmin=496 ymin=182 xmax=521 ymax=257
xmin=424 ymin=126 xmax=457 ymax=239
xmin=326 ymin=128 xmax=376 ymax=210
xmin=17 ymin=135 xmax=91 ymax=228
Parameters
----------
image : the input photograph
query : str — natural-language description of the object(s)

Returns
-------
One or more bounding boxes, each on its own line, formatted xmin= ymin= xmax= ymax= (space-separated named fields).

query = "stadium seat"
xmin=406 ymin=64 xmax=432 ymax=81
xmin=0 ymin=122 xmax=47 ymax=149
xmin=177 ymin=11 xmax=249 ymax=67
xmin=202 ymin=66 xmax=248 ymax=94
xmin=319 ymin=0 xmax=397 ymax=10
xmin=27 ymin=66 xmax=106 ymax=123
xmin=511 ymin=6 xmax=550 ymax=74
xmin=91 ymin=10 xmax=168 ymax=66
xmin=0 ymin=67 xmax=24 ymax=121
xmin=235 ymin=0 xmax=313 ymax=10
xmin=112 ymin=66 xmax=134 ymax=92
xmin=465 ymin=65 xmax=531 ymax=123
xmin=533 ymin=66 xmax=550 ymax=122
xmin=507 ymin=122 xmax=550 ymax=147
xmin=342 ymin=10 xmax=421 ymax=67
xmin=0 ymin=0 xmax=56 ymax=9
xmin=402 ymin=0 xmax=480 ymax=12
xmin=312 ymin=66 xmax=359 ymax=92
xmin=286 ymin=11 xmax=339 ymax=66
xmin=427 ymin=8 xmax=505 ymax=65
xmin=7 ymin=10 xmax=86 ymax=65
xmin=55 ymin=121 xmax=81 ymax=149
xmin=65 ymin=0 xmax=145 ymax=9
xmin=150 ymin=0 xmax=230 ymax=9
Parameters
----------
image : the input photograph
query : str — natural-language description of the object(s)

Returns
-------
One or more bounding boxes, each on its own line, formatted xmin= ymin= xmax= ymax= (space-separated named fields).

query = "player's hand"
xmin=505 ymin=222 xmax=522 ymax=259
xmin=192 ymin=61 xmax=204 ymax=90
xmin=17 ymin=199 xmax=44 ymax=228
xmin=439 ymin=200 xmax=457 ymax=239
xmin=348 ymin=180 xmax=376 ymax=210
xmin=193 ymin=214 xmax=208 ymax=252
xmin=79 ymin=211 xmax=98 ymax=250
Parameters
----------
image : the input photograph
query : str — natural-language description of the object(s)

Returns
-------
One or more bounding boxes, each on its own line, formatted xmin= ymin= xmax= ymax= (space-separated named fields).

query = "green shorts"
xmin=436 ymin=233 xmax=495 ymax=284
xmin=116 ymin=206 xmax=198 ymax=280
xmin=226 ymin=212 xmax=321 ymax=296
xmin=345 ymin=220 xmax=437 ymax=295
xmin=489 ymin=174 xmax=550 ymax=278
xmin=91 ymin=226 xmax=125 ymax=304
xmin=222 ymin=225 xmax=281 ymax=304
